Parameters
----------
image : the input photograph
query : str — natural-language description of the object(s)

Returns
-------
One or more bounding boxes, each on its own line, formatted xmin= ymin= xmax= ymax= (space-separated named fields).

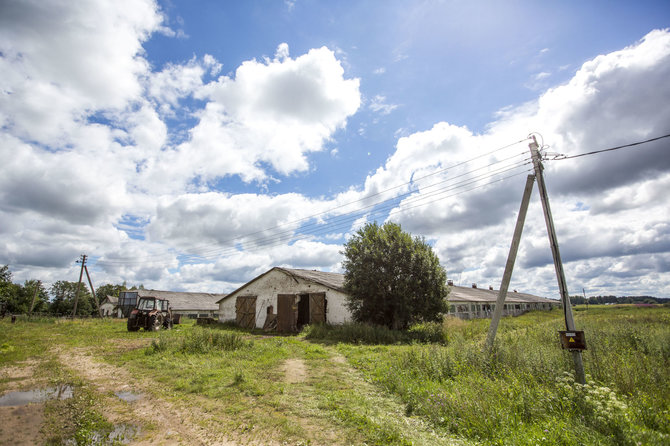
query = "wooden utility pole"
xmin=72 ymin=254 xmax=86 ymax=317
xmin=529 ymin=136 xmax=586 ymax=384
xmin=29 ymin=280 xmax=41 ymax=315
xmin=485 ymin=174 xmax=535 ymax=351
xmin=84 ymin=265 xmax=103 ymax=318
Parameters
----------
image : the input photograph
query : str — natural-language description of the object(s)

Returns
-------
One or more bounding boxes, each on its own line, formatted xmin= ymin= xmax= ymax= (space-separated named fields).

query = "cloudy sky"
xmin=2 ymin=0 xmax=669 ymax=298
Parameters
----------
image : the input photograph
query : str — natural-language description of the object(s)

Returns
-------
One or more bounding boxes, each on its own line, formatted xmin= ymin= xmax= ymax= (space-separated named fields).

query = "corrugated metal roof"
xmin=279 ymin=268 xmax=345 ymax=292
xmin=447 ymin=285 xmax=558 ymax=304
xmin=103 ymin=296 xmax=118 ymax=304
xmin=217 ymin=267 xmax=346 ymax=304
xmin=137 ymin=289 xmax=225 ymax=311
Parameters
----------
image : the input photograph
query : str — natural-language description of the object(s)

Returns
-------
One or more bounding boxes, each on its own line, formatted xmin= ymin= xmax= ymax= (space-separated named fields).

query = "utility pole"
xmin=529 ymin=136 xmax=586 ymax=384
xmin=485 ymin=174 xmax=535 ymax=351
xmin=72 ymin=254 xmax=86 ymax=317
xmin=84 ymin=264 xmax=103 ymax=318
xmin=29 ymin=280 xmax=41 ymax=315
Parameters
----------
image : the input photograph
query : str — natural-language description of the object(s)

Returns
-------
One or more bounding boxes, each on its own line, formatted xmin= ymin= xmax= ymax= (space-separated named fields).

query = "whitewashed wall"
xmin=218 ymin=269 xmax=352 ymax=327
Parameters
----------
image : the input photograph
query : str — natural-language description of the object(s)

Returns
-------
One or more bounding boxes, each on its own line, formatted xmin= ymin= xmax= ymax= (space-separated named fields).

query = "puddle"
xmin=65 ymin=423 xmax=139 ymax=445
xmin=0 ymin=385 xmax=73 ymax=406
xmin=114 ymin=391 xmax=142 ymax=402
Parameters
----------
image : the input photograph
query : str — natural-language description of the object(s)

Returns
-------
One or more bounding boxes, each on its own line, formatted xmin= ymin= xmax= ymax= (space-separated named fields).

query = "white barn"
xmin=218 ymin=267 xmax=560 ymax=331
xmin=217 ymin=267 xmax=351 ymax=332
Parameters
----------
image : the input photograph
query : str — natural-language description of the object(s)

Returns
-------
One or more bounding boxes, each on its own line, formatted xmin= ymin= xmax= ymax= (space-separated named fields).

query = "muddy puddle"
xmin=64 ymin=423 xmax=139 ymax=445
xmin=115 ymin=390 xmax=142 ymax=402
xmin=0 ymin=385 xmax=73 ymax=406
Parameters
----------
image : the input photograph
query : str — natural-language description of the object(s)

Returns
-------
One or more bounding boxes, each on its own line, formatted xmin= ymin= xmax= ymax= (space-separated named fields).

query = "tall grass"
xmin=149 ymin=327 xmax=251 ymax=354
xmin=303 ymin=321 xmax=447 ymax=344
xmin=337 ymin=307 xmax=670 ymax=445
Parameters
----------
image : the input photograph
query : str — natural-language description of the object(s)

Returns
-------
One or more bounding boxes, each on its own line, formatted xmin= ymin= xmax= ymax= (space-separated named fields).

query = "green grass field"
xmin=1 ymin=306 xmax=668 ymax=445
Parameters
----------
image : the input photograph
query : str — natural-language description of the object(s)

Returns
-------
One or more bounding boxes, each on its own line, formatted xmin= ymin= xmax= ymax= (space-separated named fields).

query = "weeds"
xmin=148 ymin=327 xmax=251 ymax=354
xmin=303 ymin=321 xmax=448 ymax=345
xmin=337 ymin=306 xmax=670 ymax=445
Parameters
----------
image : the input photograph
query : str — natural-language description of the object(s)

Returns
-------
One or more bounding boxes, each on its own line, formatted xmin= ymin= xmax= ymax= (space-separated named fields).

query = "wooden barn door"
xmin=309 ymin=293 xmax=326 ymax=324
xmin=277 ymin=294 xmax=297 ymax=333
xmin=235 ymin=296 xmax=257 ymax=329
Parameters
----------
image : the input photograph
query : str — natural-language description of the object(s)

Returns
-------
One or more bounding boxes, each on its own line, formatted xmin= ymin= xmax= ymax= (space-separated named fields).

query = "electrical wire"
xmin=99 ymin=159 xmax=533 ymax=265
xmin=549 ymin=133 xmax=670 ymax=160
xmin=95 ymin=138 xmax=533 ymax=266
xmin=175 ymin=152 xmax=531 ymax=260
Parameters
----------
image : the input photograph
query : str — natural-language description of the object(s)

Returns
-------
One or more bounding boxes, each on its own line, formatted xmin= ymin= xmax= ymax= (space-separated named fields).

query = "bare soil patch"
xmin=59 ymin=348 xmax=240 ymax=445
xmin=0 ymin=403 xmax=45 ymax=446
xmin=283 ymin=358 xmax=308 ymax=384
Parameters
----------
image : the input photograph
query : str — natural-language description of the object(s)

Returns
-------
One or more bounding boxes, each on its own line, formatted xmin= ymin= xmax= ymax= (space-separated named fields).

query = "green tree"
xmin=342 ymin=222 xmax=449 ymax=330
xmin=0 ymin=265 xmax=22 ymax=314
xmin=23 ymin=279 xmax=49 ymax=313
xmin=95 ymin=283 xmax=127 ymax=306
xmin=49 ymin=281 xmax=94 ymax=316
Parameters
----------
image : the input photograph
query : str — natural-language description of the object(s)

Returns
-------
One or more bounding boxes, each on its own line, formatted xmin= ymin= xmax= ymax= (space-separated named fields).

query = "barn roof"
xmin=102 ymin=295 xmax=118 ymax=305
xmin=279 ymin=268 xmax=345 ymax=292
xmin=137 ymin=289 xmax=224 ymax=311
xmin=447 ymin=285 xmax=558 ymax=304
xmin=216 ymin=267 xmax=345 ymax=304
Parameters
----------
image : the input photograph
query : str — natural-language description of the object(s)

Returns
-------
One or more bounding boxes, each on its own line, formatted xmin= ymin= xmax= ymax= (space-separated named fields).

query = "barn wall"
xmin=218 ymin=269 xmax=352 ymax=327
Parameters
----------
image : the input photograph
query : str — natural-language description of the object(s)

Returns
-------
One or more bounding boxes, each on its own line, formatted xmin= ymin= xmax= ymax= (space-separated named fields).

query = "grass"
xmin=0 ymin=306 xmax=668 ymax=445
xmin=336 ymin=306 xmax=670 ymax=445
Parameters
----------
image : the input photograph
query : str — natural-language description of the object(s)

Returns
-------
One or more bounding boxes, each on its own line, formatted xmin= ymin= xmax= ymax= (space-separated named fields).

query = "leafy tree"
xmin=23 ymin=279 xmax=49 ymax=313
xmin=342 ymin=222 xmax=449 ymax=330
xmin=49 ymin=280 xmax=94 ymax=316
xmin=0 ymin=266 xmax=51 ymax=314
xmin=95 ymin=283 xmax=127 ymax=306
xmin=0 ymin=265 xmax=22 ymax=314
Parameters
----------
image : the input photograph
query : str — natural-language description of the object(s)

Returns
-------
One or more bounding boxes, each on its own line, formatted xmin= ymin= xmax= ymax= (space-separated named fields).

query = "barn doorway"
xmin=278 ymin=293 xmax=327 ymax=333
xmin=297 ymin=294 xmax=310 ymax=329
xmin=297 ymin=293 xmax=326 ymax=329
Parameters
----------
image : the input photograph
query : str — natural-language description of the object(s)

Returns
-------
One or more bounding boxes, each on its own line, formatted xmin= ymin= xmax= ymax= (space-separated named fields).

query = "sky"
xmin=1 ymin=0 xmax=670 ymax=299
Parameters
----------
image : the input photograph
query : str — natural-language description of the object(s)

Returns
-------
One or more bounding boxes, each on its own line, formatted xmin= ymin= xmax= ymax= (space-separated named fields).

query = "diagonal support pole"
xmin=485 ymin=174 xmax=535 ymax=351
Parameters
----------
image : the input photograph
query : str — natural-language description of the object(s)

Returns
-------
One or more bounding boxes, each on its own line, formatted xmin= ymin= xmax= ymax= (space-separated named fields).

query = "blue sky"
xmin=1 ymin=0 xmax=670 ymax=298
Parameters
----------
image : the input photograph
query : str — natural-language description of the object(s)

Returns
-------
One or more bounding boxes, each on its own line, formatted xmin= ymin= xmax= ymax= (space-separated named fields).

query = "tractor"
xmin=127 ymin=296 xmax=173 ymax=331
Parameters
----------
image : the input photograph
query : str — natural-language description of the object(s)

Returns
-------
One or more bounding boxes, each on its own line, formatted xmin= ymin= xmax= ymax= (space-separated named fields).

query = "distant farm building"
xmin=218 ymin=267 xmax=559 ymax=330
xmin=447 ymin=282 xmax=560 ymax=319
xmin=116 ymin=289 xmax=224 ymax=320
xmin=217 ymin=267 xmax=351 ymax=332
xmin=100 ymin=296 xmax=118 ymax=317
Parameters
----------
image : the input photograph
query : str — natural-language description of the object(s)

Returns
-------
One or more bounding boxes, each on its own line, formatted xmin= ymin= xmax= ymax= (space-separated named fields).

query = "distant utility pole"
xmin=485 ymin=174 xmax=535 ymax=351
xmin=72 ymin=254 xmax=103 ymax=318
xmin=72 ymin=254 xmax=87 ymax=317
xmin=529 ymin=135 xmax=586 ymax=384
xmin=29 ymin=280 xmax=41 ymax=315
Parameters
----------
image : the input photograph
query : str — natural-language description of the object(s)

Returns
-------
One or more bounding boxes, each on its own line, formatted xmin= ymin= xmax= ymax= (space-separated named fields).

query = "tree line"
xmin=569 ymin=294 xmax=669 ymax=305
xmin=0 ymin=265 xmax=142 ymax=317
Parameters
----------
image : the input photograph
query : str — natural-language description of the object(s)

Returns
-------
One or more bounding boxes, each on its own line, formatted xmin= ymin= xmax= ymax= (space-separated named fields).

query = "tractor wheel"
xmin=127 ymin=318 xmax=139 ymax=332
xmin=150 ymin=314 xmax=164 ymax=331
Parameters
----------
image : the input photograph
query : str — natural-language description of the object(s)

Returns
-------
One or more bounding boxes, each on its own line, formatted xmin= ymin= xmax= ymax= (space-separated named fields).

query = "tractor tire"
xmin=127 ymin=318 xmax=139 ymax=332
xmin=149 ymin=314 xmax=163 ymax=331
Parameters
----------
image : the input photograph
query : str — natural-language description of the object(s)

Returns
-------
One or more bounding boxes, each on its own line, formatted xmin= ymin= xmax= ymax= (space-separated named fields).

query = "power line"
xmin=549 ymin=133 xmax=670 ymax=160
xmin=177 ymin=154 xmax=531 ymax=260
xmin=101 ymin=160 xmax=533 ymax=265
xmin=97 ymin=138 xmax=531 ymax=266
